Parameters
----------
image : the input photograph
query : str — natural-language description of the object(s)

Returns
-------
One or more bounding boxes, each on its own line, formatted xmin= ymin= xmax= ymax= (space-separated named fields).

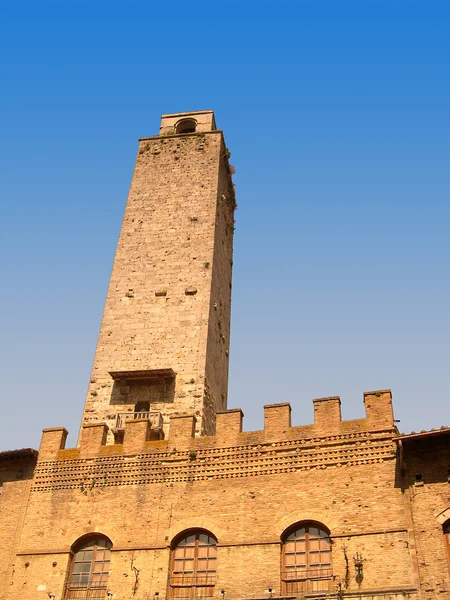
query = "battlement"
xmin=39 ymin=391 xmax=395 ymax=462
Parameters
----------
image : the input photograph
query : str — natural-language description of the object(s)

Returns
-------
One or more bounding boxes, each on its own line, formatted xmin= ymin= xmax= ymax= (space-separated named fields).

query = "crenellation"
xmin=38 ymin=427 xmax=68 ymax=461
xmin=313 ymin=395 xmax=342 ymax=435
xmin=264 ymin=402 xmax=292 ymax=440
xmin=122 ymin=418 xmax=153 ymax=455
xmin=364 ymin=389 xmax=394 ymax=429
xmin=168 ymin=414 xmax=197 ymax=449
xmin=39 ymin=394 xmax=399 ymax=466
xmin=215 ymin=408 xmax=244 ymax=446
xmin=33 ymin=397 xmax=402 ymax=497
xmin=79 ymin=423 xmax=108 ymax=458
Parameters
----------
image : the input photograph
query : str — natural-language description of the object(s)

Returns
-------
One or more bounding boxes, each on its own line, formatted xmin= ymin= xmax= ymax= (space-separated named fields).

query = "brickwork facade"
xmin=398 ymin=432 xmax=450 ymax=600
xmin=0 ymin=450 xmax=37 ymax=599
xmin=3 ymin=397 xmax=421 ymax=600
xmin=1 ymin=111 xmax=449 ymax=600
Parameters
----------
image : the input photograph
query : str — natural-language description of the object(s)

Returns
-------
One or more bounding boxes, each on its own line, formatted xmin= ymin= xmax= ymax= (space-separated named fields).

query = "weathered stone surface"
xmin=79 ymin=111 xmax=235 ymax=441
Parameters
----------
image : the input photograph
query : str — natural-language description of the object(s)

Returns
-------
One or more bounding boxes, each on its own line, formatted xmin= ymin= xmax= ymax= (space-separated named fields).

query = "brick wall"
xmin=0 ymin=452 xmax=36 ymax=599
xmin=3 ymin=397 xmax=423 ymax=600
xmin=400 ymin=433 xmax=450 ymax=599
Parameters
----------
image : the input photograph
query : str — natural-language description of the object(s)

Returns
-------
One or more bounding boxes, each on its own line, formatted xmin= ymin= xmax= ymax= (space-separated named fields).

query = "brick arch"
xmin=435 ymin=506 xmax=450 ymax=525
xmin=70 ymin=531 xmax=113 ymax=551
xmin=276 ymin=510 xmax=338 ymax=539
xmin=167 ymin=517 xmax=226 ymax=545
xmin=64 ymin=527 xmax=116 ymax=552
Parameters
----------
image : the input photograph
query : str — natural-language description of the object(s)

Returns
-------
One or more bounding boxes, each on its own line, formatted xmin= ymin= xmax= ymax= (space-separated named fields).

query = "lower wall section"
xmin=6 ymin=553 xmax=70 ymax=600
xmin=4 ymin=458 xmax=422 ymax=600
xmin=0 ymin=454 xmax=36 ymax=600
xmin=9 ymin=536 xmax=416 ymax=600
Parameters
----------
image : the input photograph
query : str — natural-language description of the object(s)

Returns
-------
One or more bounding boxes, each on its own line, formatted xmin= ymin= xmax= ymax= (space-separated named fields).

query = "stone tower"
xmin=80 ymin=110 xmax=236 ymax=442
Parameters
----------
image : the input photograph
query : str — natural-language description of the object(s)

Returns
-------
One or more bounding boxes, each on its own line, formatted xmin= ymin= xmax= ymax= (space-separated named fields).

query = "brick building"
xmin=0 ymin=111 xmax=449 ymax=600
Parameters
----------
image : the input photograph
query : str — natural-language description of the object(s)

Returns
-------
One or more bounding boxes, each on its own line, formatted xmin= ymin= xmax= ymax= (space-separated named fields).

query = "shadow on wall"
xmin=109 ymin=378 xmax=175 ymax=407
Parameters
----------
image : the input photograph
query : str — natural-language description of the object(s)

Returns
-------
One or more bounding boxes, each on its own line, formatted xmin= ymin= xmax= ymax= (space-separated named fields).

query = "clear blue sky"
xmin=1 ymin=0 xmax=449 ymax=450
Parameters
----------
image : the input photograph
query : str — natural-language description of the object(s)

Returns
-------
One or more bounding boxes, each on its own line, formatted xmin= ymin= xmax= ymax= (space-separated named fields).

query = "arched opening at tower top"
xmin=176 ymin=118 xmax=197 ymax=134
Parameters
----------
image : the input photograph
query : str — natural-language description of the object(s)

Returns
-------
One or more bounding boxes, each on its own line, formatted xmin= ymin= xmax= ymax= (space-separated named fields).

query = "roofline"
xmin=394 ymin=428 xmax=450 ymax=442
xmin=161 ymin=110 xmax=214 ymax=118
xmin=0 ymin=448 xmax=38 ymax=461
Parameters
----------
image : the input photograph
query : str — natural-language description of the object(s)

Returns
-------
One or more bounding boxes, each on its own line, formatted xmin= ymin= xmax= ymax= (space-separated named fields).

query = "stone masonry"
xmin=81 ymin=111 xmax=235 ymax=442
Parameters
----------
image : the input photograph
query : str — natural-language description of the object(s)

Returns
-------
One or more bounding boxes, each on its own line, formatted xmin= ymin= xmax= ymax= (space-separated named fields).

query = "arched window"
xmin=176 ymin=119 xmax=197 ymax=134
xmin=282 ymin=522 xmax=332 ymax=594
xmin=170 ymin=530 xmax=217 ymax=599
xmin=64 ymin=534 xmax=112 ymax=599
xmin=444 ymin=521 xmax=450 ymax=565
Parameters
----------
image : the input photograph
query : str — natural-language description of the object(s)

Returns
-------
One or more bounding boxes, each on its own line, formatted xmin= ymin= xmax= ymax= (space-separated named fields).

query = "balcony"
xmin=115 ymin=411 xmax=163 ymax=431
xmin=282 ymin=568 xmax=334 ymax=595
xmin=169 ymin=575 xmax=216 ymax=599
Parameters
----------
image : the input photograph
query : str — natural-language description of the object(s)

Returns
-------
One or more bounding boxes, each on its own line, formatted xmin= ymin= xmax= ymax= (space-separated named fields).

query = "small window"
xmin=64 ymin=535 xmax=112 ymax=599
xmin=176 ymin=119 xmax=197 ymax=134
xmin=170 ymin=530 xmax=217 ymax=599
xmin=135 ymin=401 xmax=150 ymax=414
xmin=282 ymin=522 xmax=333 ymax=595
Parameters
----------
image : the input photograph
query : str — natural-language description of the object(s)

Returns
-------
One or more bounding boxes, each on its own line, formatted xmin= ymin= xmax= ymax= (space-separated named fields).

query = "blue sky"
xmin=1 ymin=0 xmax=449 ymax=450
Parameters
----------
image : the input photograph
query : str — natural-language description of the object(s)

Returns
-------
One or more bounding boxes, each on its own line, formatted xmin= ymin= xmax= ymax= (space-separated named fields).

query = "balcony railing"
xmin=170 ymin=590 xmax=215 ymax=600
xmin=64 ymin=587 xmax=108 ymax=600
xmin=169 ymin=574 xmax=217 ymax=587
xmin=115 ymin=411 xmax=163 ymax=430
xmin=169 ymin=575 xmax=216 ymax=600
xmin=169 ymin=574 xmax=216 ymax=599
xmin=282 ymin=568 xmax=333 ymax=594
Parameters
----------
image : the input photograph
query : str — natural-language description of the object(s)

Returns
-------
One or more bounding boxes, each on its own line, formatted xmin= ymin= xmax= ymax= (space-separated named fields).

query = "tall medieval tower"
xmin=80 ymin=111 xmax=236 ymax=442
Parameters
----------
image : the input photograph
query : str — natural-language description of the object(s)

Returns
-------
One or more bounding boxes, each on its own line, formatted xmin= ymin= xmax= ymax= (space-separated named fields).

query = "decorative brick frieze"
xmin=32 ymin=428 xmax=396 ymax=492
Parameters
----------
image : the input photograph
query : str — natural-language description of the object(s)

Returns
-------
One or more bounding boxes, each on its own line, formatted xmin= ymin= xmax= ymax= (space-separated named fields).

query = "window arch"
xmin=281 ymin=522 xmax=332 ymax=595
xmin=176 ymin=118 xmax=197 ymax=134
xmin=170 ymin=530 xmax=217 ymax=599
xmin=64 ymin=534 xmax=112 ymax=599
